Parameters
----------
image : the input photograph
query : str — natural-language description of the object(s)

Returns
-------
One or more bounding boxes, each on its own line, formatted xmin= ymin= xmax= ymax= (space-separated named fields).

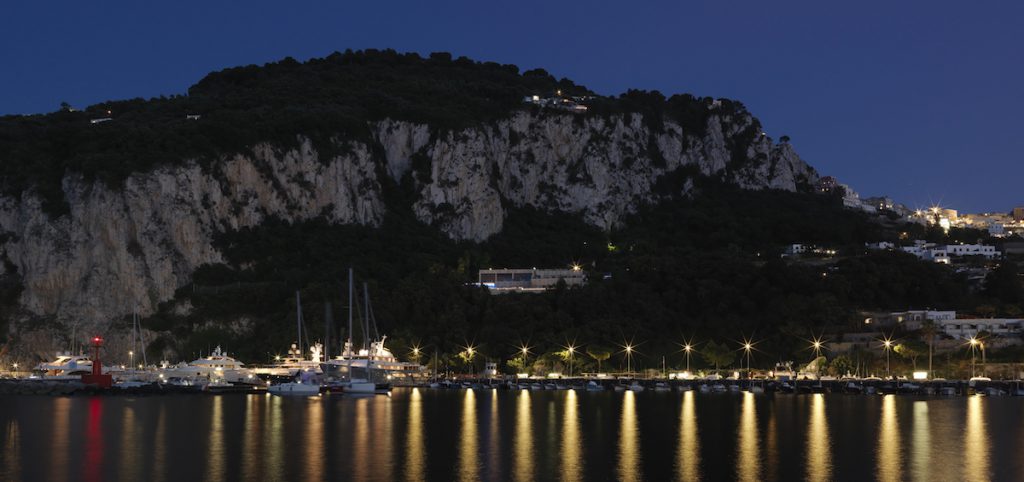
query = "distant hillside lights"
xmin=522 ymin=91 xmax=590 ymax=113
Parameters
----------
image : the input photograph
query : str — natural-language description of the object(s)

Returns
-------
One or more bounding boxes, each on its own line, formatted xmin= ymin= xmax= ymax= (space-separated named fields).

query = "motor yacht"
xmin=160 ymin=346 xmax=255 ymax=384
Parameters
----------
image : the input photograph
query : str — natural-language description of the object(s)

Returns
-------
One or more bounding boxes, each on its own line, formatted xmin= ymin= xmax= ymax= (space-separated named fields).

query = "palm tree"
xmin=921 ymin=319 xmax=937 ymax=378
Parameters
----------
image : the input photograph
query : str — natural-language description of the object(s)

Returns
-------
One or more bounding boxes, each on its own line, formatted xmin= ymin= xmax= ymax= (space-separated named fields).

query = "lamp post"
xmin=742 ymin=342 xmax=753 ymax=378
xmin=625 ymin=344 xmax=633 ymax=376
xmin=129 ymin=350 xmax=134 ymax=373
xmin=567 ymin=345 xmax=576 ymax=378
xmin=966 ymin=337 xmax=983 ymax=378
xmin=882 ymin=339 xmax=892 ymax=378
xmin=683 ymin=344 xmax=692 ymax=374
xmin=812 ymin=340 xmax=823 ymax=377
xmin=520 ymin=346 xmax=530 ymax=377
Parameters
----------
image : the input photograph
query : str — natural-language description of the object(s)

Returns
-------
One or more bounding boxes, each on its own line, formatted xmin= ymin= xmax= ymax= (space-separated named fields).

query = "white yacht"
xmin=34 ymin=353 xmax=95 ymax=378
xmin=252 ymin=342 xmax=325 ymax=378
xmin=320 ymin=337 xmax=425 ymax=383
xmin=160 ymin=346 xmax=255 ymax=384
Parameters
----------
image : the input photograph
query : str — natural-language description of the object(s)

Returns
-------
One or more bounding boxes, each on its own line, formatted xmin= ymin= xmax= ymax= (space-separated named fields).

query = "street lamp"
xmin=969 ymin=337 xmax=980 ymax=378
xmin=742 ymin=342 xmax=753 ymax=377
xmin=520 ymin=346 xmax=530 ymax=378
xmin=683 ymin=344 xmax=693 ymax=373
xmin=129 ymin=350 xmax=134 ymax=373
xmin=625 ymin=344 xmax=634 ymax=376
xmin=567 ymin=345 xmax=576 ymax=378
xmin=882 ymin=339 xmax=893 ymax=378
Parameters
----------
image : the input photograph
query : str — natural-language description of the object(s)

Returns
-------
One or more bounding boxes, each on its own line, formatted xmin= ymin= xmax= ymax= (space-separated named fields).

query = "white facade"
xmin=937 ymin=318 xmax=1023 ymax=339
xmin=901 ymin=245 xmax=950 ymax=264
xmin=944 ymin=244 xmax=1000 ymax=259
xmin=866 ymin=241 xmax=895 ymax=250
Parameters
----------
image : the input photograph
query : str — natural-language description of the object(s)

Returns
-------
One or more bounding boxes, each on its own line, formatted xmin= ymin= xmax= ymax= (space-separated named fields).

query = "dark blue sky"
xmin=2 ymin=1 xmax=1021 ymax=212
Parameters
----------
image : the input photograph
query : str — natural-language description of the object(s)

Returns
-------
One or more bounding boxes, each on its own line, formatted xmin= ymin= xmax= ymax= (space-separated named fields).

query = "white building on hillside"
xmin=901 ymin=245 xmax=950 ymax=264
xmin=936 ymin=318 xmax=1023 ymax=339
xmin=944 ymin=244 xmax=1000 ymax=259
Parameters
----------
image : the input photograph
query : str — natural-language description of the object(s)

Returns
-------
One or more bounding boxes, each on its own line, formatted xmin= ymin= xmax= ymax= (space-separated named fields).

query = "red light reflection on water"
xmin=84 ymin=397 xmax=104 ymax=482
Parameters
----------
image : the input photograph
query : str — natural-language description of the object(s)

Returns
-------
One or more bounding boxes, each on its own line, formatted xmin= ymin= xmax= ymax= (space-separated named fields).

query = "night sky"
xmin=2 ymin=1 xmax=1021 ymax=212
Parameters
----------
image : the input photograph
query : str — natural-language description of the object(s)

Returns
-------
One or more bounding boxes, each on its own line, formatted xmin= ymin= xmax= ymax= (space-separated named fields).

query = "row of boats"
xmin=31 ymin=270 xmax=429 ymax=395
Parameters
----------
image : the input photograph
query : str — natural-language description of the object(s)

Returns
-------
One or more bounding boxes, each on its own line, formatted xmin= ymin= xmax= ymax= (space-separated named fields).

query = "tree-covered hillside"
xmin=0 ymin=49 xmax=747 ymax=216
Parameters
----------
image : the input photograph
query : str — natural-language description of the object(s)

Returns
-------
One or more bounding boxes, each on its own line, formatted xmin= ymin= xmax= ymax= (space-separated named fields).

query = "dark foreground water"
xmin=0 ymin=388 xmax=1021 ymax=481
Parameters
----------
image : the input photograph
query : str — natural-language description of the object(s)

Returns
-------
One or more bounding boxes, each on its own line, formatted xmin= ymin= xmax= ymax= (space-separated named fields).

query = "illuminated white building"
xmin=478 ymin=267 xmax=586 ymax=293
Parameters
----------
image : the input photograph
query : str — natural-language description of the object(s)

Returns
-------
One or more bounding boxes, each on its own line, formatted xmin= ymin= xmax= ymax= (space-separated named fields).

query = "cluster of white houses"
xmin=866 ymin=240 xmax=1001 ymax=264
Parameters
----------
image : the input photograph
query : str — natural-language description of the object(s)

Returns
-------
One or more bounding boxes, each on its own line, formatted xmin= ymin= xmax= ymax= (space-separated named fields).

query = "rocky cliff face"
xmin=0 ymin=110 xmax=816 ymax=328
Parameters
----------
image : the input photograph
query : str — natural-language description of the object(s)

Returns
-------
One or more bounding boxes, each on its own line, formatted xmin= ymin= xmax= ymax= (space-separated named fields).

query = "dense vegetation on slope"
xmin=0 ymin=49 xmax=748 ymax=215
xmin=139 ymin=179 xmax=1020 ymax=373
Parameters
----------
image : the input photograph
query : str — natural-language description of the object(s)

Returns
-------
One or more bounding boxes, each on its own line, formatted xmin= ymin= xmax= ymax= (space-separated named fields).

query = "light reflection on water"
xmin=964 ymin=395 xmax=990 ymax=480
xmin=405 ymin=388 xmax=425 ymax=482
xmin=736 ymin=392 xmax=760 ymax=482
xmin=514 ymin=390 xmax=534 ymax=482
xmin=204 ymin=395 xmax=224 ymax=482
xmin=51 ymin=397 xmax=70 ymax=482
xmin=805 ymin=394 xmax=831 ymax=482
xmin=562 ymin=389 xmax=582 ymax=482
xmin=910 ymin=401 xmax=930 ymax=482
xmin=618 ymin=390 xmax=641 ymax=482
xmin=0 ymin=389 xmax=1019 ymax=481
xmin=675 ymin=390 xmax=700 ymax=482
xmin=877 ymin=395 xmax=902 ymax=481
xmin=458 ymin=388 xmax=478 ymax=482
xmin=305 ymin=398 xmax=325 ymax=482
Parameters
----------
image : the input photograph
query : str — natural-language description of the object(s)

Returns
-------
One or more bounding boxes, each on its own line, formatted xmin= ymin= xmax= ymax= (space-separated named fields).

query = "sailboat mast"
xmin=296 ymin=290 xmax=303 ymax=355
xmin=347 ymin=269 xmax=354 ymax=351
xmin=363 ymin=283 xmax=370 ymax=351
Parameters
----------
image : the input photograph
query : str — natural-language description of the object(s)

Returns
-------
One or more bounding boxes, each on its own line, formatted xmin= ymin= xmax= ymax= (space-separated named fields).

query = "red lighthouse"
xmin=81 ymin=336 xmax=112 ymax=388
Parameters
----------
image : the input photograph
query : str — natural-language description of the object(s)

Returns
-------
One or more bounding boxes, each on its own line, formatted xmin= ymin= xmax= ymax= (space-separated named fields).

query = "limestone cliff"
xmin=0 ymin=109 xmax=816 ymax=329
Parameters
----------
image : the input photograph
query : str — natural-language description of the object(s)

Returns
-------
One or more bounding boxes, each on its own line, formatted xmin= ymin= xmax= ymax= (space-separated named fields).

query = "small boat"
xmin=653 ymin=382 xmax=671 ymax=392
xmin=711 ymin=384 xmax=727 ymax=393
xmin=544 ymin=383 xmax=557 ymax=390
xmin=268 ymin=381 xmax=320 ymax=396
xmin=698 ymin=384 xmax=711 ymax=393
xmin=585 ymin=381 xmax=604 ymax=391
xmin=676 ymin=384 xmax=692 ymax=392
xmin=939 ymin=386 xmax=957 ymax=396
xmin=845 ymin=382 xmax=864 ymax=394
xmin=728 ymin=384 xmax=741 ymax=393
xmin=628 ymin=382 xmax=645 ymax=392
xmin=613 ymin=384 xmax=627 ymax=393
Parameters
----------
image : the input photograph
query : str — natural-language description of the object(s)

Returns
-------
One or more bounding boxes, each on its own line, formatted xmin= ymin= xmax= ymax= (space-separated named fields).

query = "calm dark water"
xmin=0 ymin=388 xmax=1021 ymax=481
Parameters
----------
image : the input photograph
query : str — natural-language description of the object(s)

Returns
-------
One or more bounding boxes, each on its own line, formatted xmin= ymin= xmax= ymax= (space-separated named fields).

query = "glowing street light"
xmin=683 ymin=342 xmax=693 ymax=373
xmin=968 ymin=337 xmax=985 ymax=378
xmin=881 ymin=337 xmax=894 ymax=378
xmin=742 ymin=341 xmax=753 ymax=376
xmin=129 ymin=350 xmax=134 ymax=372
xmin=624 ymin=344 xmax=634 ymax=375
xmin=566 ymin=344 xmax=577 ymax=378
xmin=519 ymin=345 xmax=531 ymax=377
